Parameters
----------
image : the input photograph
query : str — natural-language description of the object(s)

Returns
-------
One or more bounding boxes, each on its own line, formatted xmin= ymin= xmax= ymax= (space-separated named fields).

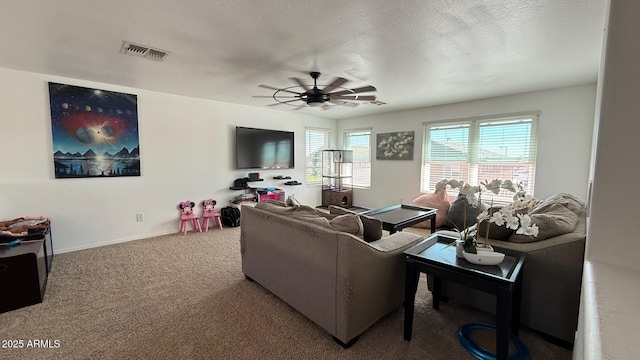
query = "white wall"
xmin=574 ymin=1 xmax=640 ymax=358
xmin=587 ymin=0 xmax=640 ymax=271
xmin=0 ymin=66 xmax=597 ymax=253
xmin=337 ymin=84 xmax=597 ymax=209
xmin=0 ymin=67 xmax=335 ymax=253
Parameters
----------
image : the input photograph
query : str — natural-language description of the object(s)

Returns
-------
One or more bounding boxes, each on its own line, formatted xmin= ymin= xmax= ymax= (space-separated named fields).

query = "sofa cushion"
xmin=329 ymin=214 xmax=364 ymax=238
xmin=446 ymin=193 xmax=488 ymax=231
xmin=328 ymin=205 xmax=382 ymax=242
xmin=534 ymin=193 xmax=584 ymax=215
xmin=509 ymin=194 xmax=581 ymax=243
xmin=257 ymin=202 xmax=365 ymax=238
xmin=410 ymin=189 xmax=450 ymax=228
xmin=255 ymin=200 xmax=296 ymax=214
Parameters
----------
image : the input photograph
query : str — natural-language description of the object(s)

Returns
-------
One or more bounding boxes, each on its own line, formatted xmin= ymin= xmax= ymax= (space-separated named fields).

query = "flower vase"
xmin=462 ymin=249 xmax=505 ymax=265
xmin=476 ymin=245 xmax=494 ymax=252
xmin=455 ymin=240 xmax=465 ymax=258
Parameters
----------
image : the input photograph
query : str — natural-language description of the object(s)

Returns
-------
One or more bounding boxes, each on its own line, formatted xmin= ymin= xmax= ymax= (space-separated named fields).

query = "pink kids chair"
xmin=178 ymin=200 xmax=202 ymax=235
xmin=201 ymin=199 xmax=223 ymax=231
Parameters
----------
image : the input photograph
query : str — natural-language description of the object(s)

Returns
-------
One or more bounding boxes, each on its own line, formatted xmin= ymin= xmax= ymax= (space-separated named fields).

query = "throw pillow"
xmin=329 ymin=205 xmax=382 ymax=242
xmin=255 ymin=200 xmax=296 ymax=215
xmin=410 ymin=189 xmax=450 ymax=228
xmin=446 ymin=193 xmax=489 ymax=231
xmin=358 ymin=215 xmax=383 ymax=242
xmin=289 ymin=205 xmax=333 ymax=228
xmin=534 ymin=193 xmax=584 ymax=215
xmin=329 ymin=214 xmax=364 ymax=239
xmin=286 ymin=195 xmax=301 ymax=207
xmin=257 ymin=200 xmax=287 ymax=208
xmin=509 ymin=202 xmax=579 ymax=243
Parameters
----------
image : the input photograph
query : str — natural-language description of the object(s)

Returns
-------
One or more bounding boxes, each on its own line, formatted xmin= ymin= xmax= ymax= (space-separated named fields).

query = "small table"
xmin=361 ymin=204 xmax=437 ymax=234
xmin=403 ymin=233 xmax=526 ymax=360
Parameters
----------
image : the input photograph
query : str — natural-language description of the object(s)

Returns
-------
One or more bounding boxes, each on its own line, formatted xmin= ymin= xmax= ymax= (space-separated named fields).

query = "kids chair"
xmin=178 ymin=200 xmax=202 ymax=235
xmin=201 ymin=199 xmax=223 ymax=231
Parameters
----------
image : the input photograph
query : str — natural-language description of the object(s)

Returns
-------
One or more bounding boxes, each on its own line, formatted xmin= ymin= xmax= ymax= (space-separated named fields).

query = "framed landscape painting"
xmin=48 ymin=83 xmax=141 ymax=178
xmin=376 ymin=131 xmax=414 ymax=160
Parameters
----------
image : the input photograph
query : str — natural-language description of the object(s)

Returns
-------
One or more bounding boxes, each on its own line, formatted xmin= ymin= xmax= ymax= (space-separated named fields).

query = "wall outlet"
xmin=136 ymin=213 xmax=144 ymax=222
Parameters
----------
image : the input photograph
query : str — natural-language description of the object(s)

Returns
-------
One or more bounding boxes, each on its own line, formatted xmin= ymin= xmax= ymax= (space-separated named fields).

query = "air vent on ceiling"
xmin=370 ymin=100 xmax=386 ymax=106
xmin=120 ymin=41 xmax=171 ymax=62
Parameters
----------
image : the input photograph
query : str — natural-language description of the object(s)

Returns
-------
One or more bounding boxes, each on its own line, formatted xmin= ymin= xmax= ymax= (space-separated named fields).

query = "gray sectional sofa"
xmin=240 ymin=201 xmax=424 ymax=347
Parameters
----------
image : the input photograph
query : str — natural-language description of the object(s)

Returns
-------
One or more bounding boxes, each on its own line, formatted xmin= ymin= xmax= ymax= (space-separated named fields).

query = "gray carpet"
xmin=0 ymin=228 xmax=571 ymax=359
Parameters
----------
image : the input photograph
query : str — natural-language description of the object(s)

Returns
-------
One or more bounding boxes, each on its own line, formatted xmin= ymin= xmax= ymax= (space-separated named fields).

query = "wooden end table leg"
xmin=432 ymin=277 xmax=441 ymax=310
xmin=404 ymin=260 xmax=419 ymax=341
xmin=511 ymin=272 xmax=523 ymax=336
xmin=496 ymin=288 xmax=512 ymax=360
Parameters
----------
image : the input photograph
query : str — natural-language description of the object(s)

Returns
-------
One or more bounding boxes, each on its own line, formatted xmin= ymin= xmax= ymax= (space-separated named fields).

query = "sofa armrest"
xmin=333 ymin=232 xmax=423 ymax=343
xmin=368 ymin=232 xmax=425 ymax=252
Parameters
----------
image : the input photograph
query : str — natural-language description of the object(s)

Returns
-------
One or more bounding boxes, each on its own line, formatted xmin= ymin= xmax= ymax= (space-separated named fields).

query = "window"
xmin=421 ymin=113 xmax=538 ymax=203
xmin=344 ymin=129 xmax=371 ymax=188
xmin=305 ymin=128 xmax=330 ymax=184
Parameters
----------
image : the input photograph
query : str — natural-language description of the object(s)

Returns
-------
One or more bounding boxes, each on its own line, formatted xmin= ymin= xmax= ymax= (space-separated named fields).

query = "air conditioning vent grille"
xmin=120 ymin=41 xmax=170 ymax=62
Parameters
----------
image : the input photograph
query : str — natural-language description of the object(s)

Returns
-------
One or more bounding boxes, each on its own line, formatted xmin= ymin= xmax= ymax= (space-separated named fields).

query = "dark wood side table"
xmin=403 ymin=233 xmax=526 ymax=360
xmin=361 ymin=204 xmax=437 ymax=234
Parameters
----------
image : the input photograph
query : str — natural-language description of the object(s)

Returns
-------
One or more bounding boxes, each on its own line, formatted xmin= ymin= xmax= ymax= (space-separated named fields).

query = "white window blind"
xmin=421 ymin=114 xmax=538 ymax=203
xmin=305 ymin=128 xmax=330 ymax=184
xmin=344 ymin=129 xmax=371 ymax=188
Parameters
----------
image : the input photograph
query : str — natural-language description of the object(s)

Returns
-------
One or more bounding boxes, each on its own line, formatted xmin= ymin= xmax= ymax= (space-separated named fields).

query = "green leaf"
xmin=463 ymin=242 xmax=477 ymax=254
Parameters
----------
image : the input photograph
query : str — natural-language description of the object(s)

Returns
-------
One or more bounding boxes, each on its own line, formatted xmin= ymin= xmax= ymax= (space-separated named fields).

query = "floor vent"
xmin=120 ymin=41 xmax=171 ymax=62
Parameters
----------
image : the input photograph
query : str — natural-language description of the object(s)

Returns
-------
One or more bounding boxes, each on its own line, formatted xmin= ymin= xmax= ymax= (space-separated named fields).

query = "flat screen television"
xmin=235 ymin=127 xmax=294 ymax=169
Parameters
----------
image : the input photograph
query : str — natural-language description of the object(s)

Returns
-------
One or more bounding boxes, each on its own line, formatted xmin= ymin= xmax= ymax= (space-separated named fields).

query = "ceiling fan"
xmin=254 ymin=72 xmax=377 ymax=110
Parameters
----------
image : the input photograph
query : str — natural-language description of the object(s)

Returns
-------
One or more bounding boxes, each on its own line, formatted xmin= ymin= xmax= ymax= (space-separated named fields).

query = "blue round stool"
xmin=457 ymin=323 xmax=531 ymax=360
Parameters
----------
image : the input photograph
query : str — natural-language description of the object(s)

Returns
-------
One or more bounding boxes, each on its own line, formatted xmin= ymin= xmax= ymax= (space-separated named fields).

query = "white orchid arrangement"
xmin=436 ymin=178 xmax=539 ymax=253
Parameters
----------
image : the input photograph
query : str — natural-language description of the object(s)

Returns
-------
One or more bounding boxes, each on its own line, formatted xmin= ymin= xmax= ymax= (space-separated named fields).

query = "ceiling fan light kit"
xmin=256 ymin=72 xmax=377 ymax=110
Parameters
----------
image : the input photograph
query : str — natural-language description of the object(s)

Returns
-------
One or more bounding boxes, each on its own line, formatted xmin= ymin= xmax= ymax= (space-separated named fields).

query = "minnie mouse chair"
xmin=178 ymin=200 xmax=202 ymax=235
xmin=201 ymin=199 xmax=223 ymax=231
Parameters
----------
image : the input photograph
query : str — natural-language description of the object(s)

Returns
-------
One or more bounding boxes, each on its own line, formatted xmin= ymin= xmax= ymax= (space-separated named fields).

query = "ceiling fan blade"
xmin=258 ymin=84 xmax=301 ymax=95
xmin=290 ymin=77 xmax=311 ymax=92
xmin=330 ymin=85 xmax=377 ymax=96
xmin=321 ymin=77 xmax=348 ymax=94
xmin=329 ymin=99 xmax=359 ymax=108
xmin=332 ymin=95 xmax=376 ymax=101
xmin=266 ymin=99 xmax=301 ymax=106
xmin=292 ymin=103 xmax=307 ymax=111
xmin=252 ymin=95 xmax=297 ymax=98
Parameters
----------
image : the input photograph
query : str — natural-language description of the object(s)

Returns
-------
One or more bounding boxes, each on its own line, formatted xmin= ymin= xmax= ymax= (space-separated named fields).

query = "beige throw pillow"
xmin=509 ymin=198 xmax=580 ymax=243
xmin=328 ymin=205 xmax=382 ymax=242
xmin=286 ymin=195 xmax=301 ymax=207
xmin=329 ymin=214 xmax=364 ymax=239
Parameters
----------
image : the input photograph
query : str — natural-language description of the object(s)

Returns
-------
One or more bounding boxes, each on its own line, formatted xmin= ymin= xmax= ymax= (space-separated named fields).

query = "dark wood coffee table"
xmin=360 ymin=204 xmax=437 ymax=234
xmin=403 ymin=233 xmax=526 ymax=360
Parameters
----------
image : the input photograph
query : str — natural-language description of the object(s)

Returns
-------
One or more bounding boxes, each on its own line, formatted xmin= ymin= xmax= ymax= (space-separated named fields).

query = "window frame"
xmin=343 ymin=128 xmax=372 ymax=189
xmin=421 ymin=112 xmax=539 ymax=203
xmin=305 ymin=127 xmax=331 ymax=185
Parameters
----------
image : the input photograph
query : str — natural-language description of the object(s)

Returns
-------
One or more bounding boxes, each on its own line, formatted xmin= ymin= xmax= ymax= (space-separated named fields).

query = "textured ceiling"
xmin=0 ymin=0 xmax=606 ymax=119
